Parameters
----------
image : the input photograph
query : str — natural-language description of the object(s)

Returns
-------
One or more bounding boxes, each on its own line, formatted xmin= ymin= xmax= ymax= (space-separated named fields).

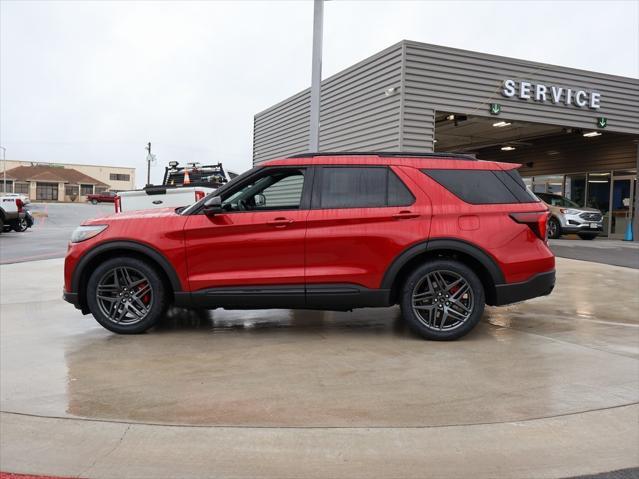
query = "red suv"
xmin=64 ymin=152 xmax=555 ymax=340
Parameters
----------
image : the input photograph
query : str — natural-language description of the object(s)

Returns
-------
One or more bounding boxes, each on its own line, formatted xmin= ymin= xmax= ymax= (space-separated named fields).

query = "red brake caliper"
xmin=137 ymin=282 xmax=151 ymax=305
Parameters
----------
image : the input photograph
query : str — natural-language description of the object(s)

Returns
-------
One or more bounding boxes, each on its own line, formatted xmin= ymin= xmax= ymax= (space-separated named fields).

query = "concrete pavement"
xmin=549 ymin=237 xmax=639 ymax=269
xmin=0 ymin=258 xmax=638 ymax=477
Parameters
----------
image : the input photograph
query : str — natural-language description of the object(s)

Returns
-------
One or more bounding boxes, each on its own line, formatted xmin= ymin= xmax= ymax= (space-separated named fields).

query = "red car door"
xmin=183 ymin=167 xmax=311 ymax=297
xmin=305 ymin=165 xmax=431 ymax=293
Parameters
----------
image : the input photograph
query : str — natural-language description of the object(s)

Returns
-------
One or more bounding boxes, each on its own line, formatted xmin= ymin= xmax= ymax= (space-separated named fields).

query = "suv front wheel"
xmin=400 ymin=260 xmax=485 ymax=341
xmin=86 ymin=257 xmax=168 ymax=334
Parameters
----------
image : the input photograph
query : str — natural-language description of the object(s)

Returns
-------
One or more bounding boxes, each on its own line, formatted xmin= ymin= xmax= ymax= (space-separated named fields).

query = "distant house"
xmin=1 ymin=164 xmax=110 ymax=202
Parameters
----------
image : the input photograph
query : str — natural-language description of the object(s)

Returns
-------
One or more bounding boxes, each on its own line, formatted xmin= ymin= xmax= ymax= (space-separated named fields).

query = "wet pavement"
xmin=1 ymin=257 xmax=638 ymax=477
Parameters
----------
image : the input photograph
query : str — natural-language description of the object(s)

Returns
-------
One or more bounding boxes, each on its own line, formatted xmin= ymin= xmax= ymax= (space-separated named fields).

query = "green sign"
xmin=489 ymin=103 xmax=502 ymax=115
xmin=597 ymin=117 xmax=608 ymax=128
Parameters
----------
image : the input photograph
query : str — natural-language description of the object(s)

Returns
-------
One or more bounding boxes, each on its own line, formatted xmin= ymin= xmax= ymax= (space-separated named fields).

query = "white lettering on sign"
xmin=575 ymin=90 xmax=588 ymax=107
xmin=535 ymin=84 xmax=547 ymax=102
xmin=502 ymin=79 xmax=516 ymax=97
xmin=501 ymin=79 xmax=601 ymax=109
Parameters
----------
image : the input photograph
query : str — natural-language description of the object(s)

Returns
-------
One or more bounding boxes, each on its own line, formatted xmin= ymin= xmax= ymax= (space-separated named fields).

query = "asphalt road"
xmin=1 ymin=203 xmax=638 ymax=268
xmin=0 ymin=202 xmax=113 ymax=264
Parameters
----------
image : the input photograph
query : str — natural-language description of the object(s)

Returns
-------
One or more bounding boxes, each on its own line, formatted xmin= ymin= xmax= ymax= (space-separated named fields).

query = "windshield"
xmin=537 ymin=193 xmax=580 ymax=208
xmin=180 ymin=166 xmax=260 ymax=215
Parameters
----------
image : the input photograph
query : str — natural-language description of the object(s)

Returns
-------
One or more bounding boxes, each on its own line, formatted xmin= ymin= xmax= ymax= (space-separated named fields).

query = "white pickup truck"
xmin=116 ymin=162 xmax=234 ymax=213
xmin=0 ymin=194 xmax=27 ymax=233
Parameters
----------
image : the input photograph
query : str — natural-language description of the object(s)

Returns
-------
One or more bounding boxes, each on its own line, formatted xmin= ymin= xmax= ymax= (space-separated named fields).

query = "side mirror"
xmin=254 ymin=193 xmax=266 ymax=207
xmin=203 ymin=196 xmax=223 ymax=215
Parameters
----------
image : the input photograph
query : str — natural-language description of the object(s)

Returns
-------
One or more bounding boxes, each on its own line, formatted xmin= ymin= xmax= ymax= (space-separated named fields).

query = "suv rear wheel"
xmin=86 ymin=257 xmax=168 ymax=334
xmin=400 ymin=260 xmax=485 ymax=341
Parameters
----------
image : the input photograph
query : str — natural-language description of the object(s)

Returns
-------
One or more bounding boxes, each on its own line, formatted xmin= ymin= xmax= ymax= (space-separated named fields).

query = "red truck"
xmin=87 ymin=191 xmax=117 ymax=204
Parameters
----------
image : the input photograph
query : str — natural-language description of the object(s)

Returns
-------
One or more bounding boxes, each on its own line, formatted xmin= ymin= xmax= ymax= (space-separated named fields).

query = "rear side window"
xmin=319 ymin=167 xmax=414 ymax=209
xmin=422 ymin=169 xmax=540 ymax=204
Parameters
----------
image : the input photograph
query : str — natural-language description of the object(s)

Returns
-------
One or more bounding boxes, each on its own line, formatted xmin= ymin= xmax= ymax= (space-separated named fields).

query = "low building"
xmin=0 ymin=161 xmax=135 ymax=202
xmin=253 ymin=41 xmax=639 ymax=239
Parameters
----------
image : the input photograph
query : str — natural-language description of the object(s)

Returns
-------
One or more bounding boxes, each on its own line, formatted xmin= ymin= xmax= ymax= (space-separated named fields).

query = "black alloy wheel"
xmin=87 ymin=257 xmax=167 ymax=334
xmin=400 ymin=260 xmax=485 ymax=341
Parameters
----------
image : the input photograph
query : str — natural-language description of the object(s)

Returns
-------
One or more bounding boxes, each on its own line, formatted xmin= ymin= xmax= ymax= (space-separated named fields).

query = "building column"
xmin=58 ymin=183 xmax=65 ymax=202
xmin=634 ymin=142 xmax=639 ymax=242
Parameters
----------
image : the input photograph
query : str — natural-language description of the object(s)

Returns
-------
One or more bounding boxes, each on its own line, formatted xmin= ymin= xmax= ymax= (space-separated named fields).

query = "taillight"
xmin=114 ymin=195 xmax=121 ymax=213
xmin=510 ymin=211 xmax=550 ymax=241
xmin=15 ymin=199 xmax=24 ymax=213
xmin=194 ymin=190 xmax=205 ymax=201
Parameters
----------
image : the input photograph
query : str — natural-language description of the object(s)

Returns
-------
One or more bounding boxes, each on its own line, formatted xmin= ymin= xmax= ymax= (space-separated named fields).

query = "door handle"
xmin=393 ymin=211 xmax=420 ymax=220
xmin=268 ymin=217 xmax=294 ymax=228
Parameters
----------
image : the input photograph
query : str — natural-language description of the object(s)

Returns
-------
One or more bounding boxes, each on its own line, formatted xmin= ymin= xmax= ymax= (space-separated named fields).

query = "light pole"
xmin=1 ymin=146 xmax=6 ymax=193
xmin=308 ymin=0 xmax=324 ymax=152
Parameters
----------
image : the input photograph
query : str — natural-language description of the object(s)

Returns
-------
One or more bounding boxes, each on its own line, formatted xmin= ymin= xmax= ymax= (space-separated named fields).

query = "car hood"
xmin=576 ymin=207 xmax=601 ymax=213
xmin=82 ymin=207 xmax=179 ymax=225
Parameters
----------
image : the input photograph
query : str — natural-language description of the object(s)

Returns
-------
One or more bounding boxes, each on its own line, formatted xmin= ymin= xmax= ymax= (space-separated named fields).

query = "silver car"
xmin=536 ymin=193 xmax=603 ymax=240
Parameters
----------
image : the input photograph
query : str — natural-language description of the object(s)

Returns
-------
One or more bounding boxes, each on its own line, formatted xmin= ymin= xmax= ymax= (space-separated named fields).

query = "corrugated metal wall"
xmin=253 ymin=44 xmax=403 ymax=165
xmin=402 ymin=41 xmax=639 ymax=151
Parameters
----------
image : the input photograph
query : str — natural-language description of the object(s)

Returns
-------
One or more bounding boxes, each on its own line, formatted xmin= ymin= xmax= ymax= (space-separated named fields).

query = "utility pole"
xmin=1 ymin=146 xmax=6 ymax=193
xmin=145 ymin=142 xmax=152 ymax=186
xmin=308 ymin=0 xmax=324 ymax=152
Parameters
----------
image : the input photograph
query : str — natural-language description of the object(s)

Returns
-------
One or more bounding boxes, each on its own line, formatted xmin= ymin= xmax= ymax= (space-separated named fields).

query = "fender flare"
xmin=71 ymin=240 xmax=183 ymax=293
xmin=380 ymin=238 xmax=505 ymax=289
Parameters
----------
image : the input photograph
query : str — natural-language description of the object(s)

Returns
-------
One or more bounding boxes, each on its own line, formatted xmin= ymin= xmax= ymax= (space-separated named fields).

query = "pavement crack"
xmin=77 ymin=423 xmax=131 ymax=478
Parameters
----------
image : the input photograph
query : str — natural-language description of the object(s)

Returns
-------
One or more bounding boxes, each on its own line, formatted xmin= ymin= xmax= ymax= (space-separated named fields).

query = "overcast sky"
xmin=1 ymin=0 xmax=637 ymax=186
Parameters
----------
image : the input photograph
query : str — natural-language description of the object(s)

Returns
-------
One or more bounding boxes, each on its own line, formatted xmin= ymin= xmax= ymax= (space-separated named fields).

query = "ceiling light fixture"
xmin=446 ymin=114 xmax=455 ymax=121
xmin=492 ymin=121 xmax=512 ymax=128
xmin=501 ymin=146 xmax=516 ymax=151
xmin=583 ymin=131 xmax=602 ymax=137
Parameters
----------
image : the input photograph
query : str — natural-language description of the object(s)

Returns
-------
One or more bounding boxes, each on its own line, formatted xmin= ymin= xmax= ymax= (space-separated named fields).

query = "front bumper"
xmin=494 ymin=270 xmax=555 ymax=306
xmin=560 ymin=213 xmax=603 ymax=234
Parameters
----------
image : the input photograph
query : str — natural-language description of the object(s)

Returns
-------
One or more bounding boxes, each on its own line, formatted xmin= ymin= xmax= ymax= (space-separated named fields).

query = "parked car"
xmin=64 ymin=152 xmax=555 ymax=340
xmin=536 ymin=192 xmax=603 ymax=240
xmin=87 ymin=191 xmax=117 ymax=204
xmin=0 ymin=195 xmax=26 ymax=234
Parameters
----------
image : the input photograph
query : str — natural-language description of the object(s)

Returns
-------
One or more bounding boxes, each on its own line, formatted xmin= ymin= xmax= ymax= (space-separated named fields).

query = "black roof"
xmin=288 ymin=151 xmax=478 ymax=161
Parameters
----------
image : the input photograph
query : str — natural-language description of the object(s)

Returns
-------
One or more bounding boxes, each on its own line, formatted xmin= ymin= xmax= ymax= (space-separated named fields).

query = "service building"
xmin=254 ymin=41 xmax=639 ymax=238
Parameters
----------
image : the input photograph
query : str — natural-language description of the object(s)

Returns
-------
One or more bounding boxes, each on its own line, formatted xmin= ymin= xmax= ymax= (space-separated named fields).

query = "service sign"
xmin=501 ymin=79 xmax=601 ymax=109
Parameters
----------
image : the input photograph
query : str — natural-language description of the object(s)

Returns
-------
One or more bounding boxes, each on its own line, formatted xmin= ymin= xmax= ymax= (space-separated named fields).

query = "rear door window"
xmin=318 ymin=167 xmax=414 ymax=209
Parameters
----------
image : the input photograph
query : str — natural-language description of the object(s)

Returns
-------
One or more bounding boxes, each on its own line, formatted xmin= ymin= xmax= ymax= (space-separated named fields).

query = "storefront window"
xmin=587 ymin=172 xmax=611 ymax=235
xmin=0 ymin=180 xmax=13 ymax=193
xmin=14 ymin=183 xmax=29 ymax=195
xmin=532 ymin=175 xmax=564 ymax=195
xmin=36 ymin=182 xmax=59 ymax=201
xmin=80 ymin=184 xmax=93 ymax=196
xmin=564 ymin=174 xmax=587 ymax=207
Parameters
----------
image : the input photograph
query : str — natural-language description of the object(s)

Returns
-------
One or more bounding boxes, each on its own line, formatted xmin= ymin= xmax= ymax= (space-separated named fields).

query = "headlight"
xmin=71 ymin=225 xmax=108 ymax=243
xmin=560 ymin=208 xmax=580 ymax=215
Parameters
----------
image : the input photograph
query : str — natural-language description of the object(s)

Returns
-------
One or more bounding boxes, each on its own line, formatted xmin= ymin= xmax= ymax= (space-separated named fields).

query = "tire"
xmin=578 ymin=233 xmax=597 ymax=240
xmin=86 ymin=257 xmax=168 ymax=334
xmin=91 ymin=199 xmax=98 ymax=205
xmin=547 ymin=217 xmax=561 ymax=239
xmin=13 ymin=217 xmax=28 ymax=232
xmin=400 ymin=260 xmax=485 ymax=341
xmin=0 ymin=217 xmax=3 ymax=234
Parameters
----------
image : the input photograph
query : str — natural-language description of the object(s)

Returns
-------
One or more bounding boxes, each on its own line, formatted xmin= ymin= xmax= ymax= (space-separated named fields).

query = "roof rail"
xmin=287 ymin=151 xmax=477 ymax=161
